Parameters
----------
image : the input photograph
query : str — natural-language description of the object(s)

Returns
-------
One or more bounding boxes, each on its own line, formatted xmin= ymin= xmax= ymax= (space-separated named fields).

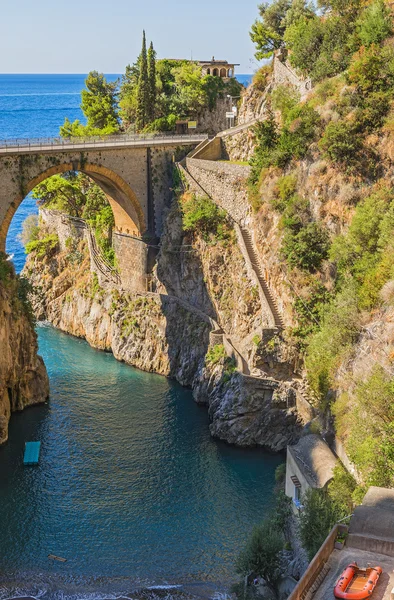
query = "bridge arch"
xmin=0 ymin=162 xmax=146 ymax=251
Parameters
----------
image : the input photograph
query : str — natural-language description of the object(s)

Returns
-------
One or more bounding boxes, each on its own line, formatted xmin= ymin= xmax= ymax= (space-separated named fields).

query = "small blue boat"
xmin=24 ymin=442 xmax=41 ymax=465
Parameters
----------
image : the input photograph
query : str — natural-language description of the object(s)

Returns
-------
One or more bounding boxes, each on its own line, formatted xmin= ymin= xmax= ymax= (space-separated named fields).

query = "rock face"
xmin=193 ymin=365 xmax=300 ymax=451
xmin=0 ymin=268 xmax=49 ymax=444
xmin=24 ymin=203 xmax=302 ymax=451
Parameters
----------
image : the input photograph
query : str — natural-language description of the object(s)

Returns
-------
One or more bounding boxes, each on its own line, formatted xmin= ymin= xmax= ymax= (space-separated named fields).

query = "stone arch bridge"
xmin=0 ymin=133 xmax=205 ymax=289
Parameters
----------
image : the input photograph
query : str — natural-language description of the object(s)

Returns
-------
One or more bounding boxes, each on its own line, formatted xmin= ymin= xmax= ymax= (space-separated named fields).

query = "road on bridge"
xmin=0 ymin=132 xmax=208 ymax=154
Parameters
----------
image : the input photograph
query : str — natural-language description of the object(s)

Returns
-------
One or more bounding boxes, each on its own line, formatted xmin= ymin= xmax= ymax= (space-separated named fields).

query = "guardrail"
xmin=0 ymin=132 xmax=208 ymax=153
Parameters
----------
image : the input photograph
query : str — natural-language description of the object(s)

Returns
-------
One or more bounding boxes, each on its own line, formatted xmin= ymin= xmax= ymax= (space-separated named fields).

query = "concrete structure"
xmin=285 ymin=434 xmax=337 ymax=512
xmin=198 ymin=57 xmax=239 ymax=79
xmin=288 ymin=487 xmax=394 ymax=600
xmin=0 ymin=133 xmax=204 ymax=291
xmin=347 ymin=487 xmax=394 ymax=557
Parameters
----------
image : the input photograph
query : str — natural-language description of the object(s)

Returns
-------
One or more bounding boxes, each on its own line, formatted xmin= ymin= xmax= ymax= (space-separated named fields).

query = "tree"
xmin=235 ymin=521 xmax=283 ymax=596
xmin=250 ymin=0 xmax=291 ymax=59
xmin=284 ymin=0 xmax=315 ymax=27
xmin=119 ymin=62 xmax=140 ymax=128
xmin=60 ymin=71 xmax=119 ymax=137
xmin=32 ymin=173 xmax=87 ymax=217
xmin=356 ymin=0 xmax=393 ymax=47
xmin=147 ymin=41 xmax=157 ymax=121
xmin=317 ymin=0 xmax=363 ymax=19
xmin=136 ymin=31 xmax=150 ymax=131
xmin=172 ymin=62 xmax=207 ymax=114
xmin=81 ymin=71 xmax=119 ymax=130
xmin=19 ymin=214 xmax=39 ymax=247
xmin=300 ymin=489 xmax=345 ymax=560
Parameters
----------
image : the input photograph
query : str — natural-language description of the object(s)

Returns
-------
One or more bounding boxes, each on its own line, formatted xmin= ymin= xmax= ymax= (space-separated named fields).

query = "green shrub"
xmin=250 ymin=105 xmax=320 ymax=180
xmin=327 ymin=463 xmax=357 ymax=514
xmin=275 ymin=462 xmax=286 ymax=484
xmin=284 ymin=16 xmax=325 ymax=77
xmin=356 ymin=0 xmax=393 ymax=48
xmin=285 ymin=14 xmax=352 ymax=81
xmin=333 ymin=366 xmax=394 ymax=488
xmin=300 ymin=488 xmax=346 ymax=560
xmin=273 ymin=104 xmax=321 ymax=167
xmin=319 ymin=120 xmax=364 ymax=171
xmin=25 ymin=234 xmax=59 ymax=259
xmin=249 ymin=114 xmax=279 ymax=184
xmin=330 ymin=186 xmax=394 ymax=303
xmin=271 ymin=84 xmax=300 ymax=123
xmin=19 ymin=214 xmax=39 ymax=247
xmin=305 ymin=283 xmax=360 ymax=405
xmin=205 ymin=344 xmax=227 ymax=366
xmin=182 ymin=195 xmax=232 ymax=243
xmin=354 ymin=91 xmax=391 ymax=133
xmin=282 ymin=221 xmax=330 ymax=272
xmin=293 ymin=280 xmax=332 ymax=342
xmin=272 ymin=173 xmax=298 ymax=212
xmin=253 ymin=64 xmax=273 ymax=92
xmin=347 ymin=44 xmax=394 ymax=95
xmin=235 ymin=521 xmax=283 ymax=593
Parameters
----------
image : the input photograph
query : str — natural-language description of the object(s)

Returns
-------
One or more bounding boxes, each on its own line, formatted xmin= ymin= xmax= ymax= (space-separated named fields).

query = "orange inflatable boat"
xmin=334 ymin=563 xmax=382 ymax=600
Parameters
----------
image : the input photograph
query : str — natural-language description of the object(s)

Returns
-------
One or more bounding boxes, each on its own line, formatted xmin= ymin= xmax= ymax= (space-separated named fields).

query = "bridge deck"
xmin=0 ymin=133 xmax=208 ymax=155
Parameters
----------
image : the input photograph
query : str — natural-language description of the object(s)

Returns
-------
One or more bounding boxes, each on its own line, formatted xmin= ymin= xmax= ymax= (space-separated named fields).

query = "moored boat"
xmin=334 ymin=563 xmax=382 ymax=600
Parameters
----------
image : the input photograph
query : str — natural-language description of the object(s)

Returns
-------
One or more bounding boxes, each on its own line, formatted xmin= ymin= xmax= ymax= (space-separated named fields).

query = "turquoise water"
xmin=0 ymin=325 xmax=282 ymax=591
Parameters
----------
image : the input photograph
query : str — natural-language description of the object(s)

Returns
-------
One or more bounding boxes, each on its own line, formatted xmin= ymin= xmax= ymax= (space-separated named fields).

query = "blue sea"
xmin=1 ymin=73 xmax=277 ymax=600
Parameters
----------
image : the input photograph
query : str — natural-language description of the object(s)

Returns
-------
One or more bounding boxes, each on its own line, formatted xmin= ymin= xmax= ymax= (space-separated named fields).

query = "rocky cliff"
xmin=0 ymin=260 xmax=49 ymax=444
xmin=24 ymin=202 xmax=302 ymax=451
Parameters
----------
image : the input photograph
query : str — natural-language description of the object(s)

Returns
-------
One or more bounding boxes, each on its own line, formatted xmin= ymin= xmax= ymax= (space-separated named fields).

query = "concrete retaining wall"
xmin=347 ymin=534 xmax=394 ymax=558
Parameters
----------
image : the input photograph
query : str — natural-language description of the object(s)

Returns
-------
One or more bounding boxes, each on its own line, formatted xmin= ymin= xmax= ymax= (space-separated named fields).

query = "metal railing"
xmin=0 ymin=132 xmax=208 ymax=152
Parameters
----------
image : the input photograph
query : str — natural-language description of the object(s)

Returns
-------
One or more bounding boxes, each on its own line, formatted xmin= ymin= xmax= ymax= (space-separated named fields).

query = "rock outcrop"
xmin=24 ymin=204 xmax=302 ymax=451
xmin=0 ymin=264 xmax=49 ymax=444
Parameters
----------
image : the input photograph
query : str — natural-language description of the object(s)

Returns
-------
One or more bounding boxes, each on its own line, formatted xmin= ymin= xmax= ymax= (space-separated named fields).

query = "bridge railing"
xmin=0 ymin=132 xmax=208 ymax=151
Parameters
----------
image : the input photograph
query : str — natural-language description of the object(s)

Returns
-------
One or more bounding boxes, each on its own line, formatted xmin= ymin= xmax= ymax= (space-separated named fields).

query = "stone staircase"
xmin=66 ymin=215 xmax=121 ymax=287
xmin=176 ymin=160 xmax=284 ymax=330
xmin=238 ymin=227 xmax=284 ymax=329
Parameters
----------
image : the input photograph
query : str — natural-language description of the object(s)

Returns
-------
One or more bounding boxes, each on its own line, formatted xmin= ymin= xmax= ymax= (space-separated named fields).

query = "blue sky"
xmin=1 ymin=0 xmax=260 ymax=74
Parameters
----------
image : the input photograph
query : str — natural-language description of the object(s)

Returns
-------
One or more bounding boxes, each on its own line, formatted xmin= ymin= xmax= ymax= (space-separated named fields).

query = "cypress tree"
xmin=136 ymin=31 xmax=149 ymax=131
xmin=147 ymin=41 xmax=157 ymax=122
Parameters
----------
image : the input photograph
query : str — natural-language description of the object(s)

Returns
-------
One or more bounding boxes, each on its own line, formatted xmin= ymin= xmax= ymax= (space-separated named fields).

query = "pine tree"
xmin=147 ymin=41 xmax=157 ymax=122
xmin=136 ymin=31 xmax=150 ymax=131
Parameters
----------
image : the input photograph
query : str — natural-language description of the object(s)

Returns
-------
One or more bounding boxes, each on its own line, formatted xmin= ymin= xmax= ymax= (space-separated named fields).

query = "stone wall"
xmin=113 ymin=233 xmax=148 ymax=292
xmin=273 ymin=56 xmax=312 ymax=98
xmin=186 ymin=158 xmax=251 ymax=224
xmin=150 ymin=144 xmax=194 ymax=237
